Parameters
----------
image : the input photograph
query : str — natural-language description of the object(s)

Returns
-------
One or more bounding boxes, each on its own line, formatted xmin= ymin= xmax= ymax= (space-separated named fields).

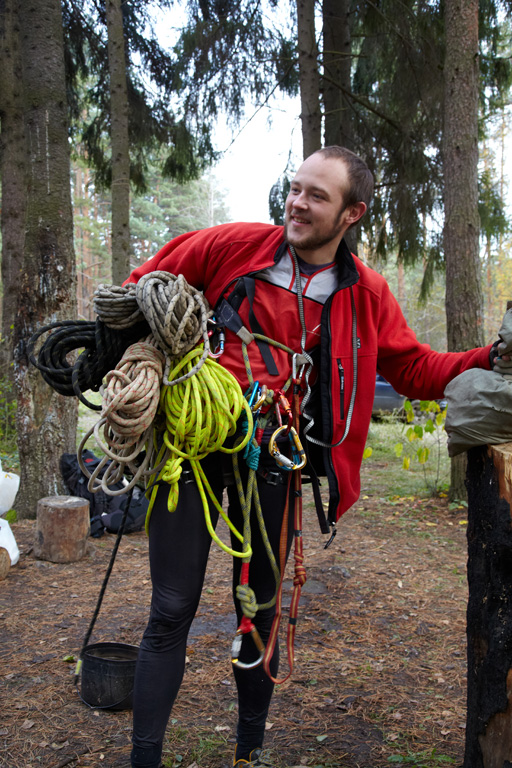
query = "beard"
xmin=284 ymin=206 xmax=346 ymax=252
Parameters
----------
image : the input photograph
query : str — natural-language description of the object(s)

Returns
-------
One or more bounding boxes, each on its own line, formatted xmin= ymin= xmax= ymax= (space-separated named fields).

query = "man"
xmin=125 ymin=146 xmax=495 ymax=768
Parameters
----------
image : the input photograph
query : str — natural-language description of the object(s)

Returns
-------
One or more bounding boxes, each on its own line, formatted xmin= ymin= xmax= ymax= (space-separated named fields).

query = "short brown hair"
xmin=313 ymin=146 xmax=374 ymax=210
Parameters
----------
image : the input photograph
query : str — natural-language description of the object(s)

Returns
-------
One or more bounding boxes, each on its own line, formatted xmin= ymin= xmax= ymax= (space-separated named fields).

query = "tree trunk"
xmin=322 ymin=0 xmax=353 ymax=151
xmin=106 ymin=0 xmax=131 ymax=285
xmin=442 ymin=0 xmax=483 ymax=501
xmin=34 ymin=496 xmax=90 ymax=563
xmin=296 ymin=0 xmax=321 ymax=159
xmin=14 ymin=0 xmax=78 ymax=519
xmin=0 ymin=0 xmax=25 ymax=374
xmin=464 ymin=444 xmax=512 ymax=767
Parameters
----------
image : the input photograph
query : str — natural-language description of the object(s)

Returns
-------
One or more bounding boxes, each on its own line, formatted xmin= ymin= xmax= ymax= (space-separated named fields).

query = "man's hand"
xmin=492 ymin=308 xmax=512 ymax=373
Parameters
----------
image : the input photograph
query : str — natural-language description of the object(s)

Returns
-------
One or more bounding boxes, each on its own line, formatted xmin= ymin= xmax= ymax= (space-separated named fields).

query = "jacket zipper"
xmin=337 ymin=359 xmax=345 ymax=420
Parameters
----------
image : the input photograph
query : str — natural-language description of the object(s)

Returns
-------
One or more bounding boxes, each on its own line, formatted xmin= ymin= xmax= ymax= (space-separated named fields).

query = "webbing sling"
xmin=216 ymin=276 xmax=279 ymax=376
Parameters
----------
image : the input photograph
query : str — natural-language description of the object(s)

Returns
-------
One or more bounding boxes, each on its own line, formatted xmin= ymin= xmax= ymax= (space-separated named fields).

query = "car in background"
xmin=372 ymin=374 xmax=406 ymax=416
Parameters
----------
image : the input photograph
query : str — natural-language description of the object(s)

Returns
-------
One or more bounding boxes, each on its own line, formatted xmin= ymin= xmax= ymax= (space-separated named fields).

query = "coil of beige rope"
xmin=93 ymin=273 xmax=213 ymax=386
xmin=134 ymin=271 xmax=213 ymax=386
xmin=78 ymin=337 xmax=168 ymax=495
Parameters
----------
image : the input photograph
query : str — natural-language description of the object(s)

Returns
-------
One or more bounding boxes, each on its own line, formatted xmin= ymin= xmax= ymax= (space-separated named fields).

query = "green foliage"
xmin=394 ymin=399 xmax=448 ymax=496
xmin=479 ymin=166 xmax=510 ymax=244
xmin=388 ymin=747 xmax=456 ymax=766
xmin=378 ymin=259 xmax=448 ymax=351
xmin=268 ymin=174 xmax=291 ymax=225
xmin=63 ymin=0 xmax=212 ymax=194
xmin=172 ymin=0 xmax=297 ymax=129
xmin=0 ymin=376 xmax=18 ymax=470
xmin=342 ymin=0 xmax=512 ymax=292
xmin=72 ymin=151 xmax=231 ymax=300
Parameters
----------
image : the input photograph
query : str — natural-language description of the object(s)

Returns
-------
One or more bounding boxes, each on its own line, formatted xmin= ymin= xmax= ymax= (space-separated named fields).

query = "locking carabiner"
xmin=268 ymin=425 xmax=307 ymax=471
xmin=273 ymin=389 xmax=293 ymax=432
xmin=231 ymin=617 xmax=265 ymax=669
xmin=288 ymin=426 xmax=307 ymax=469
xmin=246 ymin=381 xmax=260 ymax=409
xmin=207 ymin=318 xmax=225 ymax=358
xmin=252 ymin=384 xmax=268 ymax=412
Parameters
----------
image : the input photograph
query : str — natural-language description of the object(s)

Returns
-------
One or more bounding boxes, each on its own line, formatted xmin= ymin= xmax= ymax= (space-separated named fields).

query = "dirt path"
xmin=1 ymin=463 xmax=469 ymax=768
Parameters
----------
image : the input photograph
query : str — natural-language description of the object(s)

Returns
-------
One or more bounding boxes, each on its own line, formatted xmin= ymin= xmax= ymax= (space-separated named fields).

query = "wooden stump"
xmin=465 ymin=444 xmax=512 ymax=768
xmin=0 ymin=546 xmax=10 ymax=580
xmin=34 ymin=496 xmax=90 ymax=563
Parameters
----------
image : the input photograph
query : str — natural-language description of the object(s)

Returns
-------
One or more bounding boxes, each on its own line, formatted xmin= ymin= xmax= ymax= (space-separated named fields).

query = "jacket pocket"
xmin=337 ymin=359 xmax=345 ymax=420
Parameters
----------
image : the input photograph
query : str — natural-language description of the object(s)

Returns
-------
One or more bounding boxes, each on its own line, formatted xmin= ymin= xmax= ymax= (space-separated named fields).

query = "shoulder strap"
xmin=216 ymin=276 xmax=279 ymax=376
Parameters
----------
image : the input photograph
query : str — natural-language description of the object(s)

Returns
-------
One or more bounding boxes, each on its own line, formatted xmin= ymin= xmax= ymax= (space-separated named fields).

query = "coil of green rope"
xmin=146 ymin=346 xmax=254 ymax=558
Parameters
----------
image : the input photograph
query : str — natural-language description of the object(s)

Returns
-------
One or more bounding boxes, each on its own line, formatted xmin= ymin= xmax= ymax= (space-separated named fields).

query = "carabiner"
xmin=273 ymin=389 xmax=293 ymax=431
xmin=207 ymin=318 xmax=225 ymax=358
xmin=231 ymin=623 xmax=265 ymax=669
xmin=252 ymin=384 xmax=268 ymax=412
xmin=209 ymin=329 xmax=225 ymax=358
xmin=246 ymin=381 xmax=260 ymax=409
xmin=288 ymin=426 xmax=307 ymax=469
xmin=268 ymin=425 xmax=307 ymax=471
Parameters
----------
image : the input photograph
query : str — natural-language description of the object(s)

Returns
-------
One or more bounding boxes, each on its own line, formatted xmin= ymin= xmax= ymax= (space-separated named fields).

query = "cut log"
xmin=465 ymin=443 xmax=512 ymax=768
xmin=0 ymin=546 xmax=10 ymax=579
xmin=34 ymin=496 xmax=90 ymax=563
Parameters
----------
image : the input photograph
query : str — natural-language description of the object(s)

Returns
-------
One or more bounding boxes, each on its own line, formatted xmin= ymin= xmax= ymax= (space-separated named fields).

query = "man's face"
xmin=284 ymin=154 xmax=353 ymax=256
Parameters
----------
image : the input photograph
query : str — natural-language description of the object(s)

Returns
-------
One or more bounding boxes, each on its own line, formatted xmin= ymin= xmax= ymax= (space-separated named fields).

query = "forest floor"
xmin=1 ymin=456 xmax=470 ymax=768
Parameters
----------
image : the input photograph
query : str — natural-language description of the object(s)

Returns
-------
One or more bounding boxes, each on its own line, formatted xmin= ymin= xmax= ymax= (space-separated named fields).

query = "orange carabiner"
xmin=273 ymin=389 xmax=293 ymax=431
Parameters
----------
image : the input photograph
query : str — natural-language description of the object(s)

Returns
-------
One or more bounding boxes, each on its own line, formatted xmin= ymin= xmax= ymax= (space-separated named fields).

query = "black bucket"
xmin=80 ymin=641 xmax=139 ymax=710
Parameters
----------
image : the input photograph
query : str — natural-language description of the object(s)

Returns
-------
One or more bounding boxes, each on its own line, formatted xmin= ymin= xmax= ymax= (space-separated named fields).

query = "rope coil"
xmin=77 ymin=337 xmax=167 ymax=495
xmin=93 ymin=284 xmax=145 ymax=329
xmin=145 ymin=346 xmax=254 ymax=557
xmin=27 ymin=318 xmax=150 ymax=410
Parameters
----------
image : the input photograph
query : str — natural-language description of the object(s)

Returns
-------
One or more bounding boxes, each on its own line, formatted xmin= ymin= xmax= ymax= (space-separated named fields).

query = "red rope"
xmin=263 ymin=379 xmax=306 ymax=683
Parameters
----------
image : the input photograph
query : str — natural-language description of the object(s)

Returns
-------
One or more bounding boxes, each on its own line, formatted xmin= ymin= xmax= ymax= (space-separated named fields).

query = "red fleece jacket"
xmin=126 ymin=222 xmax=492 ymax=521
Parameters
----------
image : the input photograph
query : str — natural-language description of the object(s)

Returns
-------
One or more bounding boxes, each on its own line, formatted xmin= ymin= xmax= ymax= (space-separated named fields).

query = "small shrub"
xmin=393 ymin=400 xmax=448 ymax=495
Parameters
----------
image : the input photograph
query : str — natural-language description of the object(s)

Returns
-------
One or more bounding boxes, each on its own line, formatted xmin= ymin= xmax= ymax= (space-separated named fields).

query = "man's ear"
xmin=345 ymin=202 xmax=367 ymax=228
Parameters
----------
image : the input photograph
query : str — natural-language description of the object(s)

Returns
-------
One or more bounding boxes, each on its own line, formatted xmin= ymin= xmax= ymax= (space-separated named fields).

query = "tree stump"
xmin=465 ymin=443 xmax=512 ymax=768
xmin=0 ymin=547 xmax=10 ymax=580
xmin=34 ymin=496 xmax=90 ymax=563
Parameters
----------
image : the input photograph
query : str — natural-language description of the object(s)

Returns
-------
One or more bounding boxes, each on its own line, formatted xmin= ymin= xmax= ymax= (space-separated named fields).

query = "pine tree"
xmin=14 ymin=0 xmax=78 ymax=517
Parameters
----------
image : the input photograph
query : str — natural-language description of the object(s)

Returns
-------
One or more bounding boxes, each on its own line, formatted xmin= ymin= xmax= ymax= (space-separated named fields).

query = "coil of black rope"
xmin=27 ymin=318 xmax=150 ymax=409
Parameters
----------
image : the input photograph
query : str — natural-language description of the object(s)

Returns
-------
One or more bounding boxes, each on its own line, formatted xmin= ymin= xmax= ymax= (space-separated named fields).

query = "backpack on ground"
xmin=60 ymin=450 xmax=147 ymax=537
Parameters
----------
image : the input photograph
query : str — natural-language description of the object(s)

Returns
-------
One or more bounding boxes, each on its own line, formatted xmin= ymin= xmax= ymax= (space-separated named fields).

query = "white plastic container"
xmin=0 ymin=517 xmax=19 ymax=565
xmin=0 ymin=459 xmax=19 ymax=515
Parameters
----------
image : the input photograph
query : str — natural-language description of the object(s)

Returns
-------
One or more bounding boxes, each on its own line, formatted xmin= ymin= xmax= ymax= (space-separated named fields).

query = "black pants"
xmin=131 ymin=448 xmax=295 ymax=768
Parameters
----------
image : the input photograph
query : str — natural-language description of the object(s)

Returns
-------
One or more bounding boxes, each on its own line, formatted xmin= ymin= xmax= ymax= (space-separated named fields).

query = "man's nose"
xmin=292 ymin=191 xmax=307 ymax=208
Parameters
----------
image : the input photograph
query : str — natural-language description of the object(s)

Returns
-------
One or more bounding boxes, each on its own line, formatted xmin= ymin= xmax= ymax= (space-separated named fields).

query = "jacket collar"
xmin=335 ymin=238 xmax=360 ymax=290
xmin=276 ymin=237 xmax=360 ymax=291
